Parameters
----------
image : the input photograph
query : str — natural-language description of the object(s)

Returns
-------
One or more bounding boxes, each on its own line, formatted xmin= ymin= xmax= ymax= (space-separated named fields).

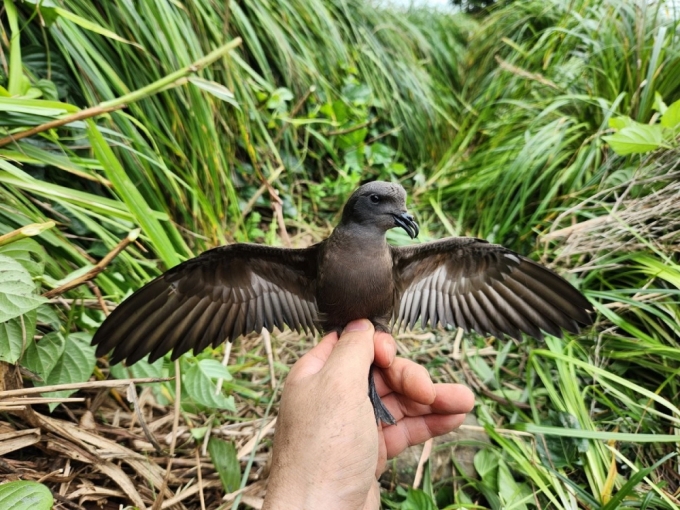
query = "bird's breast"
xmin=316 ymin=243 xmax=394 ymax=332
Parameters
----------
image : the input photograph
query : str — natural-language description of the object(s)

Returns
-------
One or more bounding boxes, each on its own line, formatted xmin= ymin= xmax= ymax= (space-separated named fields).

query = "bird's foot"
xmin=369 ymin=367 xmax=396 ymax=426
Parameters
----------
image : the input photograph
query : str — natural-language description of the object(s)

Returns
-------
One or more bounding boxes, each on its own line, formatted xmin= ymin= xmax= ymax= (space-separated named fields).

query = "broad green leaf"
xmin=473 ymin=448 xmax=499 ymax=483
xmin=322 ymin=100 xmax=349 ymax=123
xmin=660 ymin=99 xmax=680 ymax=129
xmin=196 ymin=359 xmax=232 ymax=381
xmin=368 ymin=142 xmax=395 ymax=165
xmin=21 ymin=332 xmax=66 ymax=381
xmin=652 ymin=91 xmax=667 ymax=113
xmin=34 ymin=332 xmax=96 ymax=411
xmin=266 ymin=87 xmax=293 ymax=110
xmin=0 ymin=238 xmax=46 ymax=277
xmin=21 ymin=0 xmax=59 ymax=25
xmin=0 ymin=480 xmax=53 ymax=510
xmin=0 ymin=309 xmax=37 ymax=363
xmin=184 ymin=360 xmax=236 ymax=410
xmin=338 ymin=127 xmax=368 ymax=150
xmin=535 ymin=411 xmax=588 ymax=469
xmin=343 ymin=148 xmax=364 ymax=172
xmin=0 ymin=254 xmax=46 ymax=323
xmin=35 ymin=304 xmax=60 ymax=330
xmin=498 ymin=461 xmax=528 ymax=510
xmin=602 ymin=123 xmax=664 ymax=155
xmin=389 ymin=162 xmax=407 ymax=175
xmin=208 ymin=437 xmax=241 ymax=493
xmin=608 ymin=116 xmax=632 ymax=130
xmin=400 ymin=489 xmax=437 ymax=510
xmin=189 ymin=77 xmax=240 ymax=110
xmin=110 ymin=355 xmax=164 ymax=380
xmin=190 ymin=426 xmax=208 ymax=440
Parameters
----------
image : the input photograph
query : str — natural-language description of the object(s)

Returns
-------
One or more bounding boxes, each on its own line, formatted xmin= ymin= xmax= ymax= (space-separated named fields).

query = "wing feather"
xmin=93 ymin=243 xmax=320 ymax=366
xmin=391 ymin=238 xmax=592 ymax=341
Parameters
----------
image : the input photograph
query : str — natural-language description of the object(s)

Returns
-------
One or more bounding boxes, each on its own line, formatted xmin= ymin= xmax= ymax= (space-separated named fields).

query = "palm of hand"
xmin=264 ymin=322 xmax=474 ymax=510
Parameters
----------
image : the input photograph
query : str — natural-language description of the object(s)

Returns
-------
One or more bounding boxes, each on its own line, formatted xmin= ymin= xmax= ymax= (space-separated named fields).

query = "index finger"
xmin=287 ymin=330 xmax=339 ymax=381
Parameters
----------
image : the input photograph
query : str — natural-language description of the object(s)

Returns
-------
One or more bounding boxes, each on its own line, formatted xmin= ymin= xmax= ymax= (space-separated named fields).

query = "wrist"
xmin=263 ymin=465 xmax=370 ymax=510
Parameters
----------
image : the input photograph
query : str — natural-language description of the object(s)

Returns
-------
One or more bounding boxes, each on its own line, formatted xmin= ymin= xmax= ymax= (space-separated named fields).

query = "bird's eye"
xmin=370 ymin=194 xmax=380 ymax=204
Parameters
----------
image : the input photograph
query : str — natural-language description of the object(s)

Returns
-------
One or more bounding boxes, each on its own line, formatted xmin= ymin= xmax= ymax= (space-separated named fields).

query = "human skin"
xmin=262 ymin=319 xmax=475 ymax=510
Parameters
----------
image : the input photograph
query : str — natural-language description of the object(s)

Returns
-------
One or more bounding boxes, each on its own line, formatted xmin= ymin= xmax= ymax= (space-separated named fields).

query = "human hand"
xmin=262 ymin=320 xmax=475 ymax=510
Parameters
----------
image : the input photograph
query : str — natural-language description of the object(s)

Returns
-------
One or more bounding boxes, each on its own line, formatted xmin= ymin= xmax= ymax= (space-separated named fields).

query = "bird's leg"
xmin=369 ymin=366 xmax=396 ymax=426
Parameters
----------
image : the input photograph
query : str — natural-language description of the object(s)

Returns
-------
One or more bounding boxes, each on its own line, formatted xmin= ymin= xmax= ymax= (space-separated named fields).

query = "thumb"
xmin=322 ymin=319 xmax=375 ymax=378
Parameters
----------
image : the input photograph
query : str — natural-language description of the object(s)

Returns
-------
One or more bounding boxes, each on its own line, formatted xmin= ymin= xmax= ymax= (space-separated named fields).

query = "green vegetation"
xmin=0 ymin=0 xmax=678 ymax=508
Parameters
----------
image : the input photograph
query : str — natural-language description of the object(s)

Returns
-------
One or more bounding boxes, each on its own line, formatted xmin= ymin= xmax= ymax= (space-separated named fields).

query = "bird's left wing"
xmin=390 ymin=238 xmax=592 ymax=340
xmin=92 ymin=243 xmax=320 ymax=366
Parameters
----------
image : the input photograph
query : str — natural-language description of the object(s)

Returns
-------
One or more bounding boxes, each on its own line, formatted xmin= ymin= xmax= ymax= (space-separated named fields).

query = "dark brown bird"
xmin=92 ymin=181 xmax=592 ymax=424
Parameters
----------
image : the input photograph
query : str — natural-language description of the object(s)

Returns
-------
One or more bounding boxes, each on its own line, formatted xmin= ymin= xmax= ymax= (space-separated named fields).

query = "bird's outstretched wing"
xmin=390 ymin=238 xmax=592 ymax=340
xmin=93 ymin=244 xmax=320 ymax=365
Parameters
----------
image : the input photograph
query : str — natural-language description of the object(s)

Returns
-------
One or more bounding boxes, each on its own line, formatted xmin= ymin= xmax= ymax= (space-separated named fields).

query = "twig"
xmin=0 ymin=377 xmax=172 ymax=398
xmin=237 ymin=417 xmax=276 ymax=460
xmin=0 ymin=397 xmax=84 ymax=405
xmin=215 ymin=342 xmax=233 ymax=395
xmin=272 ymin=85 xmax=316 ymax=144
xmin=365 ymin=125 xmax=401 ymax=145
xmin=326 ymin=118 xmax=376 ymax=137
xmin=413 ymin=438 xmax=433 ymax=489
xmin=262 ymin=329 xmax=277 ymax=390
xmin=98 ymin=38 xmax=242 ymax=111
xmin=126 ymin=383 xmax=163 ymax=453
xmin=0 ymin=35 xmax=243 ymax=151
xmin=201 ymin=415 xmax=214 ymax=457
xmin=196 ymin=448 xmax=206 ymax=510
xmin=240 ymin=165 xmax=286 ymax=217
xmin=454 ymin=361 xmax=532 ymax=410
xmin=161 ymin=481 xmax=222 ymax=508
xmin=87 ymin=281 xmax=110 ymax=315
xmin=43 ymin=229 xmax=140 ymax=298
xmin=266 ymin=181 xmax=291 ymax=247
xmin=152 ymin=360 xmax=182 ymax=510
xmin=51 ymin=491 xmax=86 ymax=510
xmin=48 ymin=298 xmax=117 ymax=309
xmin=0 ymin=106 xmax=126 ymax=148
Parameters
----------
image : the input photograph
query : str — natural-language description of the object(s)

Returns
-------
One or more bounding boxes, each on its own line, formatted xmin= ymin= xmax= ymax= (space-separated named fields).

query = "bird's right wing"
xmin=390 ymin=238 xmax=592 ymax=340
xmin=92 ymin=243 xmax=320 ymax=366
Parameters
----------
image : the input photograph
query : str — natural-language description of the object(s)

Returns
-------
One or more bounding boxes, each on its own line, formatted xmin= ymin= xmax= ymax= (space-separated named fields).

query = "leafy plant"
xmin=0 ymin=480 xmax=53 ymax=510
xmin=603 ymin=96 xmax=680 ymax=155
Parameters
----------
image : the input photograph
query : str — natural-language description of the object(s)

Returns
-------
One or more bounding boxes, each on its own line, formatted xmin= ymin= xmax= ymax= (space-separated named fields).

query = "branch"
xmin=0 ymin=37 xmax=243 ymax=148
xmin=0 ymin=105 xmax=126 ymax=148
xmin=42 ymin=228 xmax=140 ymax=299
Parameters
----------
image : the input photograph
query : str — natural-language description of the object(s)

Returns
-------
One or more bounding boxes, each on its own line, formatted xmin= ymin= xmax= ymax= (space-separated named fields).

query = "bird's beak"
xmin=393 ymin=212 xmax=419 ymax=239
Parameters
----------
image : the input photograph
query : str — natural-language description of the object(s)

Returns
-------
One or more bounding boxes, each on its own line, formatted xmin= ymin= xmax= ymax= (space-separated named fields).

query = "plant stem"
xmin=99 ymin=38 xmax=242 ymax=109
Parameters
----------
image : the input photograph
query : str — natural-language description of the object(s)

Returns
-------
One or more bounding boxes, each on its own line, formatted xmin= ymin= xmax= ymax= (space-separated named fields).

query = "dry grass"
xmin=0 ymin=322 xmax=493 ymax=509
xmin=543 ymin=150 xmax=680 ymax=269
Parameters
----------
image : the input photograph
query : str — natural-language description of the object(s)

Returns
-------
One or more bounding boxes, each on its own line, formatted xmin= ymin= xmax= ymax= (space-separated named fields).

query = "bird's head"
xmin=340 ymin=181 xmax=419 ymax=239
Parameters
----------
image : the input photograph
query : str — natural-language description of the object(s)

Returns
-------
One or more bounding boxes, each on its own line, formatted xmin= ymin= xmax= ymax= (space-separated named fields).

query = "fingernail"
xmin=344 ymin=319 xmax=370 ymax=332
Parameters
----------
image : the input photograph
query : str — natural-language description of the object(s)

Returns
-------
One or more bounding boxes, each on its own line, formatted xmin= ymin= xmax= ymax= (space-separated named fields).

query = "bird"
xmin=92 ymin=181 xmax=593 ymax=425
